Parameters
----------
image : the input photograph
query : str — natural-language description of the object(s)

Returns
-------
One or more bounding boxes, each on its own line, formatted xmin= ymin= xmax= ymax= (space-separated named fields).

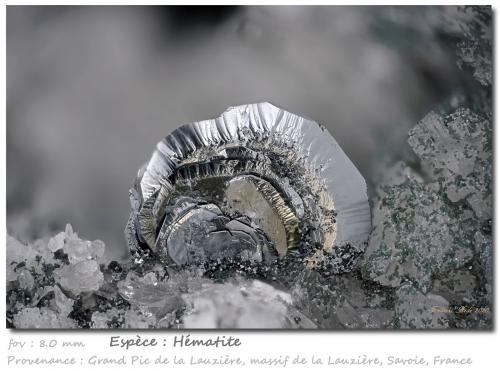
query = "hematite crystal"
xmin=126 ymin=103 xmax=370 ymax=273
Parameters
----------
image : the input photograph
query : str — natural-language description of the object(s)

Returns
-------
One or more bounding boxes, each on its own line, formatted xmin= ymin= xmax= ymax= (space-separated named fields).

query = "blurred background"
xmin=7 ymin=6 xmax=486 ymax=260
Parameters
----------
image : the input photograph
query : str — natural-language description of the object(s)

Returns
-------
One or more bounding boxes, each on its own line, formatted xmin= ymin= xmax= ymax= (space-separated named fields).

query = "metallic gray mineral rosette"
xmin=125 ymin=102 xmax=371 ymax=273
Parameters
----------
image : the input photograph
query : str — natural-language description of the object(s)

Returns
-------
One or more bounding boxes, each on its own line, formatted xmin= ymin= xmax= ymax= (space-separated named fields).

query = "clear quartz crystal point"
xmin=126 ymin=103 xmax=370 ymax=273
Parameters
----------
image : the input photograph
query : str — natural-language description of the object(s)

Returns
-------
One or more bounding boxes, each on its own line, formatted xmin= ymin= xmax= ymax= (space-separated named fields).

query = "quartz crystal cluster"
xmin=7 ymin=225 xmax=104 ymax=328
xmin=6 ymin=229 xmax=317 ymax=329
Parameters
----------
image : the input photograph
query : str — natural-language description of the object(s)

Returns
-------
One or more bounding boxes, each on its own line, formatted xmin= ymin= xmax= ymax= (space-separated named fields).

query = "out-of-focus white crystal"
xmin=48 ymin=232 xmax=65 ymax=252
xmin=6 ymin=235 xmax=51 ymax=278
xmin=62 ymin=239 xmax=104 ymax=264
xmin=123 ymin=309 xmax=157 ymax=329
xmin=117 ymin=271 xmax=193 ymax=318
xmin=182 ymin=279 xmax=309 ymax=329
xmin=13 ymin=307 xmax=77 ymax=329
xmin=17 ymin=270 xmax=35 ymax=290
xmin=6 ymin=235 xmax=31 ymax=282
xmin=118 ymin=272 xmax=164 ymax=309
xmin=91 ymin=308 xmax=122 ymax=329
xmin=51 ymin=285 xmax=75 ymax=317
xmin=55 ymin=260 xmax=104 ymax=295
xmin=65 ymin=223 xmax=76 ymax=238
xmin=47 ymin=223 xmax=105 ymax=263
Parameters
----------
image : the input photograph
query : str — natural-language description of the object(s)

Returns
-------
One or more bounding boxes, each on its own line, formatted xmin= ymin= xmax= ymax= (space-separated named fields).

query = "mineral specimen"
xmin=126 ymin=102 xmax=371 ymax=274
xmin=362 ymin=108 xmax=491 ymax=294
xmin=358 ymin=104 xmax=492 ymax=331
xmin=6 ymin=100 xmax=492 ymax=330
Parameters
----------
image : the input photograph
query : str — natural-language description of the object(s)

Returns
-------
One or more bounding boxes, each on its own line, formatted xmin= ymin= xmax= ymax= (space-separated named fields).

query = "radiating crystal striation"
xmin=126 ymin=102 xmax=371 ymax=274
